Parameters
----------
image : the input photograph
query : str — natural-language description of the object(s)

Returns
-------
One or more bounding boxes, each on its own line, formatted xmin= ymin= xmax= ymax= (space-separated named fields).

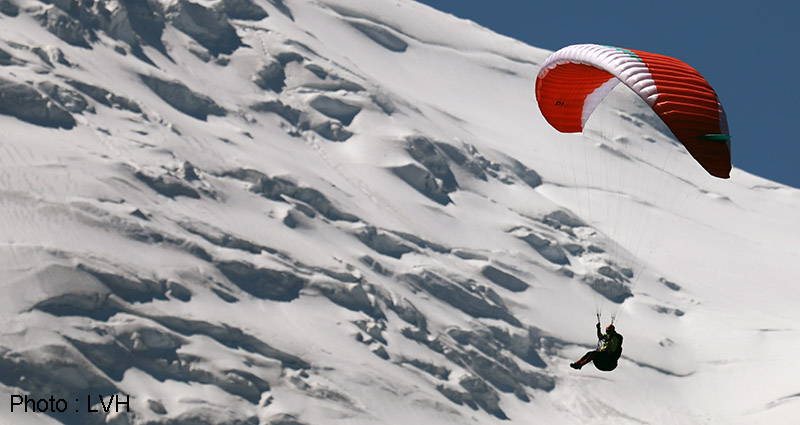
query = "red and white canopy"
xmin=535 ymin=44 xmax=731 ymax=178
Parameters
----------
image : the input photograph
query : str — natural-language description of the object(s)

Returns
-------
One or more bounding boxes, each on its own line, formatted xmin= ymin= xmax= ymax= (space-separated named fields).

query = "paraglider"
xmin=536 ymin=43 xmax=731 ymax=178
xmin=535 ymin=45 xmax=732 ymax=371
xmin=570 ymin=322 xmax=623 ymax=371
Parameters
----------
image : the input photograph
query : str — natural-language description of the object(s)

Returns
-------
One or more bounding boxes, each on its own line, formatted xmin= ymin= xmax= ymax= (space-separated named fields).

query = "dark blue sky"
xmin=417 ymin=1 xmax=799 ymax=188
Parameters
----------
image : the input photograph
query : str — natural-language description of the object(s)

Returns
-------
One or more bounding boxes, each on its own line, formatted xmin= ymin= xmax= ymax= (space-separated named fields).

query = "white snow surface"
xmin=0 ymin=0 xmax=799 ymax=424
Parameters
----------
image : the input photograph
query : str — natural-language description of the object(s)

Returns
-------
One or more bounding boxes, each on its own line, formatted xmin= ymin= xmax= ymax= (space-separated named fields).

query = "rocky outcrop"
xmin=35 ymin=6 xmax=94 ymax=48
xmin=481 ymin=265 xmax=529 ymax=292
xmin=406 ymin=136 xmax=458 ymax=193
xmin=218 ymin=0 xmax=268 ymax=21
xmin=135 ymin=170 xmax=201 ymax=199
xmin=401 ymin=271 xmax=521 ymax=327
xmin=508 ymin=158 xmax=543 ymax=188
xmin=37 ymin=81 xmax=93 ymax=113
xmin=390 ymin=163 xmax=452 ymax=205
xmin=516 ymin=230 xmax=570 ymax=265
xmin=0 ymin=0 xmax=18 ymax=16
xmin=248 ymin=173 xmax=359 ymax=222
xmin=253 ymin=60 xmax=288 ymax=92
xmin=354 ymin=226 xmax=416 ymax=259
xmin=0 ymin=78 xmax=75 ymax=129
xmin=65 ymin=79 xmax=141 ymax=112
xmin=163 ymin=0 xmax=242 ymax=56
xmin=216 ymin=260 xmax=305 ymax=302
xmin=309 ymin=95 xmax=361 ymax=125
xmin=250 ymin=100 xmax=302 ymax=125
xmin=140 ymin=74 xmax=226 ymax=120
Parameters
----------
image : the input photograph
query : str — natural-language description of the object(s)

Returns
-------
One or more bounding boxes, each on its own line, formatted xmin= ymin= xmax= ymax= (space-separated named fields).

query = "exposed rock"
xmin=587 ymin=277 xmax=633 ymax=303
xmin=349 ymin=21 xmax=407 ymax=52
xmin=0 ymin=78 xmax=75 ymax=128
xmin=253 ymin=60 xmax=287 ymax=92
xmin=309 ymin=95 xmax=361 ymax=125
xmin=318 ymin=282 xmax=384 ymax=319
xmin=216 ymin=260 xmax=305 ymax=302
xmin=655 ymin=305 xmax=685 ymax=316
xmin=135 ymin=170 xmax=201 ymax=199
xmin=211 ymin=287 xmax=239 ymax=303
xmin=140 ymin=74 xmax=226 ymax=120
xmin=182 ymin=161 xmax=200 ymax=181
xmin=77 ymin=264 xmax=169 ymax=303
xmin=481 ymin=265 xmax=529 ymax=292
xmin=562 ymin=243 xmax=584 ymax=256
xmin=0 ymin=47 xmax=21 ymax=66
xmin=35 ymin=6 xmax=93 ymax=48
xmin=29 ymin=264 xmax=124 ymax=321
xmin=384 ymin=297 xmax=426 ymax=330
xmin=543 ymin=210 xmax=584 ymax=228
xmin=372 ymin=344 xmax=389 ymax=359
xmin=266 ymin=0 xmax=293 ymax=20
xmin=598 ymin=265 xmax=628 ymax=282
xmin=151 ymin=407 xmax=259 ymax=424
xmin=69 ymin=324 xmax=272 ymax=404
xmin=355 ymin=226 xmax=415 ymax=259
xmin=31 ymin=46 xmax=66 ymax=68
xmin=390 ymin=163 xmax=452 ymax=205
xmin=65 ymin=79 xmax=141 ymax=112
xmin=303 ymin=64 xmax=365 ymax=92
xmin=449 ymin=328 xmax=555 ymax=394
xmin=181 ymin=221 xmax=278 ymax=255
xmin=390 ymin=230 xmax=450 ymax=253
xmin=250 ymin=100 xmax=301 ymax=125
xmin=406 ymin=136 xmax=457 ymax=193
xmin=403 ymin=358 xmax=449 ymax=380
xmin=660 ymin=277 xmax=681 ymax=291
xmin=0 ymin=0 xmax=19 ymax=16
xmin=105 ymin=0 xmax=168 ymax=60
xmin=282 ymin=209 xmax=302 ymax=228
xmin=250 ymin=175 xmax=359 ymax=222
xmin=162 ymin=0 xmax=242 ymax=56
xmin=359 ymin=255 xmax=393 ymax=277
xmin=508 ymin=158 xmax=542 ymax=188
xmin=464 ymin=351 xmax=527 ymax=399
xmin=401 ymin=271 xmax=521 ymax=327
xmin=0 ymin=344 xmax=119 ymax=424
xmin=311 ymin=121 xmax=353 ymax=141
xmin=276 ymin=51 xmax=304 ymax=65
xmin=148 ymin=399 xmax=167 ymax=414
xmin=459 ymin=376 xmax=507 ymax=420
xmin=42 ymin=0 xmax=104 ymax=28
xmin=435 ymin=142 xmax=488 ymax=181
xmin=452 ymin=249 xmax=488 ymax=261
xmin=218 ymin=0 xmax=268 ymax=21
xmin=448 ymin=326 xmax=550 ymax=378
xmin=436 ymin=385 xmax=478 ymax=410
xmin=167 ymin=281 xmax=192 ymax=302
xmin=266 ymin=413 xmax=307 ymax=425
xmin=508 ymin=328 xmax=548 ymax=369
xmin=36 ymin=81 xmax=92 ymax=114
xmin=517 ymin=232 xmax=569 ymax=265
xmin=222 ymin=167 xmax=268 ymax=183
xmin=401 ymin=326 xmax=431 ymax=347
xmin=152 ymin=315 xmax=309 ymax=369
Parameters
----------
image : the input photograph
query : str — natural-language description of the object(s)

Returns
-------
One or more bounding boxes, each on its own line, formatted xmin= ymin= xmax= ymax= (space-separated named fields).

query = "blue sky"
xmin=417 ymin=1 xmax=799 ymax=188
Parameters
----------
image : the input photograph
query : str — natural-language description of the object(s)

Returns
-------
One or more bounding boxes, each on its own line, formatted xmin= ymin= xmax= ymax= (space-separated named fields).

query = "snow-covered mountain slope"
xmin=1 ymin=0 xmax=798 ymax=424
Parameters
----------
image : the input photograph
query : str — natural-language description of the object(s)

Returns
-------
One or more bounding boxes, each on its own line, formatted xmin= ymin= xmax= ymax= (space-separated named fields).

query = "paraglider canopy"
xmin=535 ymin=44 xmax=731 ymax=178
